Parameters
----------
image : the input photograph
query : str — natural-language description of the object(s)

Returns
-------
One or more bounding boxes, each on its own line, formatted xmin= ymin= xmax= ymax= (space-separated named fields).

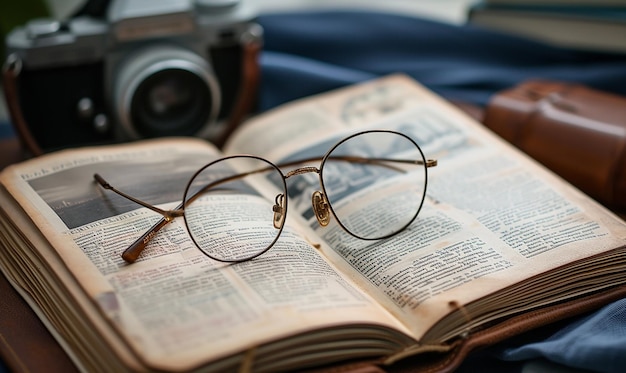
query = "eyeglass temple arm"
xmin=94 ymin=174 xmax=183 ymax=219
xmin=331 ymin=156 xmax=438 ymax=169
xmin=122 ymin=218 xmax=173 ymax=263
xmin=94 ymin=174 xmax=186 ymax=262
xmin=276 ymin=156 xmax=437 ymax=172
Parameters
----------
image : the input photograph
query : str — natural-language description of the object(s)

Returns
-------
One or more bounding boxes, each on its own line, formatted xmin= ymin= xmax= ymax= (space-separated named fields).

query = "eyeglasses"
xmin=94 ymin=130 xmax=437 ymax=263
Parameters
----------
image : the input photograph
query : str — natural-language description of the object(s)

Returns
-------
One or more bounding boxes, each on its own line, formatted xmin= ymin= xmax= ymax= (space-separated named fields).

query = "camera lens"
xmin=113 ymin=45 xmax=221 ymax=140
xmin=132 ymin=68 xmax=211 ymax=137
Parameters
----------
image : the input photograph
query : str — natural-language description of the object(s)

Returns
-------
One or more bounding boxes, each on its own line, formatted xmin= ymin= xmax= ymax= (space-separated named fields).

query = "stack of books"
xmin=467 ymin=0 xmax=626 ymax=53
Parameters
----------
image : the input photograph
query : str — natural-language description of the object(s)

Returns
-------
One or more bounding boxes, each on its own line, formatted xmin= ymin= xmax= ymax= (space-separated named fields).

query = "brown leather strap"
xmin=2 ymin=55 xmax=44 ymax=157
xmin=213 ymin=36 xmax=262 ymax=149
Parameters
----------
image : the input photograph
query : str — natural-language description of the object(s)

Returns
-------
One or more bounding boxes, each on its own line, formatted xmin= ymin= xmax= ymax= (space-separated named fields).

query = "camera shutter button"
xmin=93 ymin=114 xmax=110 ymax=134
xmin=77 ymin=98 xmax=95 ymax=119
xmin=76 ymin=98 xmax=109 ymax=134
xmin=26 ymin=19 xmax=62 ymax=39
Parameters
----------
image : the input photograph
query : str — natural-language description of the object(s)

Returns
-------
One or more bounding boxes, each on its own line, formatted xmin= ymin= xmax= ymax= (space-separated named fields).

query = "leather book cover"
xmin=483 ymin=80 xmax=626 ymax=213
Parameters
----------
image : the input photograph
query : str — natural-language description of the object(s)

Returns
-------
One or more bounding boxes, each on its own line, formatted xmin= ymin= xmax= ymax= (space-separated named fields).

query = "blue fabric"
xmin=499 ymin=299 xmax=626 ymax=373
xmin=257 ymin=10 xmax=626 ymax=111
xmin=454 ymin=299 xmax=626 ymax=373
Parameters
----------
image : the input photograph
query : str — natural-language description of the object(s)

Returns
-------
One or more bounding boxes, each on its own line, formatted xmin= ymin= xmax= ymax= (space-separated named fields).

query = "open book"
xmin=1 ymin=75 xmax=625 ymax=372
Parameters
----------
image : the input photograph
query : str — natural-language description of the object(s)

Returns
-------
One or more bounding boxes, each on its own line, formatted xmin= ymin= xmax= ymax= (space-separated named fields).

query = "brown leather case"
xmin=483 ymin=80 xmax=626 ymax=212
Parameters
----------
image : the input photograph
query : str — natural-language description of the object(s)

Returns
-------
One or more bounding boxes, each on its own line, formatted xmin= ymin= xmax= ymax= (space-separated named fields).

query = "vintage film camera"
xmin=3 ymin=0 xmax=262 ymax=155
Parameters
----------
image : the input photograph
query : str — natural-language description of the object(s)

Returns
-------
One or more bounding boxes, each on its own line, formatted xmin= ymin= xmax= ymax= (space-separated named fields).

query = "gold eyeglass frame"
xmin=94 ymin=130 xmax=437 ymax=263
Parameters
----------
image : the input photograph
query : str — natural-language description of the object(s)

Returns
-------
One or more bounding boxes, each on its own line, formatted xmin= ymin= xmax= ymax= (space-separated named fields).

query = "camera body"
xmin=4 ymin=0 xmax=262 ymax=152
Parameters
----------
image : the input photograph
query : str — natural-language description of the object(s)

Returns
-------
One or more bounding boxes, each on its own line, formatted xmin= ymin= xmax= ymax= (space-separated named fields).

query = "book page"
xmin=0 ymin=138 xmax=411 ymax=371
xmin=225 ymin=74 xmax=626 ymax=342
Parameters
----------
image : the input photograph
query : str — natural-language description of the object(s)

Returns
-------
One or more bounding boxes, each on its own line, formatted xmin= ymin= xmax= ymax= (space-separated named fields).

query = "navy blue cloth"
xmin=455 ymin=299 xmax=626 ymax=373
xmin=499 ymin=299 xmax=626 ymax=373
xmin=257 ymin=10 xmax=626 ymax=111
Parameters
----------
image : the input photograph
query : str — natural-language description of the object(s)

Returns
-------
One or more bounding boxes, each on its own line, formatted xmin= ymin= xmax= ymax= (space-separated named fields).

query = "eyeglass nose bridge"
xmin=283 ymin=165 xmax=331 ymax=227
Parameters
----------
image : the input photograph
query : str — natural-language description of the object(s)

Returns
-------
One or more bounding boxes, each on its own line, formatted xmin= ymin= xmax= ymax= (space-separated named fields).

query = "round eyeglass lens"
xmin=320 ymin=130 xmax=427 ymax=240
xmin=182 ymin=156 xmax=287 ymax=262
